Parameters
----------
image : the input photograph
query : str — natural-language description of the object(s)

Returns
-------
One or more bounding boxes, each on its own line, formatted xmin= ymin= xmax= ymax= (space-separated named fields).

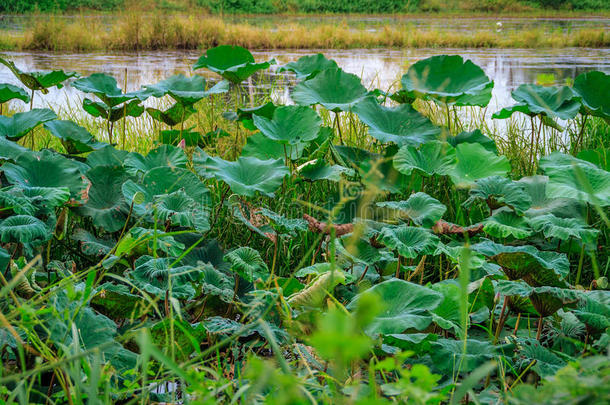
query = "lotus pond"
xmin=0 ymin=45 xmax=609 ymax=404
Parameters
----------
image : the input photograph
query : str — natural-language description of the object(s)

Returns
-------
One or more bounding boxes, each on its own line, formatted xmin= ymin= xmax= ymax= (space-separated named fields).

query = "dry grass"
xmin=5 ymin=13 xmax=607 ymax=51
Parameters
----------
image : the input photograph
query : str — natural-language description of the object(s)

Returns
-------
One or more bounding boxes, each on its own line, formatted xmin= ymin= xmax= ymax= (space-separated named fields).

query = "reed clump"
xmin=12 ymin=13 xmax=610 ymax=51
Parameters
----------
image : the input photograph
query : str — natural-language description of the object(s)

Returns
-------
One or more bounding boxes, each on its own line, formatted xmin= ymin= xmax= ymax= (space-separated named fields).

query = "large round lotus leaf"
xmin=377 ymin=192 xmax=446 ymax=228
xmin=291 ymin=68 xmax=369 ymax=112
xmin=528 ymin=214 xmax=598 ymax=246
xmin=142 ymin=74 xmax=229 ymax=105
xmin=483 ymin=207 xmax=532 ymax=239
xmin=393 ymin=141 xmax=456 ymax=176
xmin=297 ymin=159 xmax=354 ymax=182
xmin=517 ymin=175 xmax=585 ymax=220
xmin=464 ymin=176 xmax=532 ymax=215
xmin=225 ymin=102 xmax=277 ymax=131
xmin=539 ymin=152 xmax=610 ymax=207
xmin=0 ymin=108 xmax=57 ymax=141
xmin=2 ymin=149 xmax=89 ymax=202
xmin=0 ymin=57 xmax=77 ymax=93
xmin=447 ymin=129 xmax=497 ymax=154
xmin=194 ymin=152 xmax=288 ymax=197
xmin=146 ymin=102 xmax=196 ymax=127
xmin=193 ymin=45 xmax=273 ymax=84
xmin=225 ymin=246 xmax=269 ymax=283
xmin=492 ymin=84 xmax=580 ymax=122
xmin=352 ymin=97 xmax=440 ymax=147
xmin=0 ymin=137 xmax=30 ymax=162
xmin=399 ymin=55 xmax=493 ymax=107
xmin=335 ymin=235 xmax=383 ymax=266
xmin=578 ymin=147 xmax=610 ymax=171
xmin=127 ymin=256 xmax=201 ymax=300
xmin=86 ymin=145 xmax=129 ymax=168
xmin=43 ymin=120 xmax=106 ymax=154
xmin=278 ymin=54 xmax=339 ymax=80
xmin=378 ymin=225 xmax=440 ymax=259
xmin=124 ymin=144 xmax=188 ymax=175
xmin=76 ymin=166 xmax=130 ymax=232
xmin=449 ymin=143 xmax=511 ymax=188
xmin=0 ymin=83 xmax=30 ymax=103
xmin=241 ymin=132 xmax=306 ymax=161
xmin=83 ymin=98 xmax=144 ymax=123
xmin=573 ymin=292 xmax=610 ymax=331
xmin=334 ymin=145 xmax=410 ymax=193
xmin=472 ymin=239 xmax=569 ymax=283
xmin=430 ymin=339 xmax=498 ymax=374
xmin=153 ymin=190 xmax=210 ymax=233
xmin=253 ymin=105 xmax=322 ymax=145
xmin=346 ymin=279 xmax=442 ymax=336
xmin=72 ymin=73 xmax=144 ymax=107
xmin=0 ymin=215 xmax=48 ymax=244
xmin=572 ymin=71 xmax=610 ymax=120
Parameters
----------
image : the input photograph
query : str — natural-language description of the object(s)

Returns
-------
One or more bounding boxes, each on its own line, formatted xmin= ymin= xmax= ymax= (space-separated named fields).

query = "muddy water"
xmin=0 ymin=47 xmax=608 ymax=116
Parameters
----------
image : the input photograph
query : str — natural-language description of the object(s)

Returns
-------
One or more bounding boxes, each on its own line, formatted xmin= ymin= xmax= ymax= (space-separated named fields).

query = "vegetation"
xmin=0 ymin=13 xmax=607 ymax=52
xmin=0 ymin=46 xmax=609 ymax=404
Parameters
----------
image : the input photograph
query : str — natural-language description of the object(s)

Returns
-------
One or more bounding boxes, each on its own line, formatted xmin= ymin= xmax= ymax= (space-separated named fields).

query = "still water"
xmin=0 ymin=47 xmax=608 ymax=114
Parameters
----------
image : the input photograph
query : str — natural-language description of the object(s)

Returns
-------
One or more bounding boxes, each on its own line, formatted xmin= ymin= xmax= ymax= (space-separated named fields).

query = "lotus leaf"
xmin=73 ymin=229 xmax=114 ymax=257
xmin=447 ymin=129 xmax=497 ymax=153
xmin=227 ymin=102 xmax=277 ymax=131
xmin=83 ymin=98 xmax=144 ymax=122
xmin=0 ymin=83 xmax=29 ymax=104
xmin=127 ymin=256 xmax=202 ymax=300
xmin=399 ymin=55 xmax=493 ymax=107
xmin=483 ymin=208 xmax=532 ymax=239
xmin=193 ymin=45 xmax=274 ymax=84
xmin=291 ymin=68 xmax=369 ymax=112
xmin=72 ymin=73 xmax=145 ymax=107
xmin=278 ymin=54 xmax=339 ymax=80
xmin=253 ymin=105 xmax=322 ymax=145
xmin=393 ymin=141 xmax=456 ymax=176
xmin=86 ymin=145 xmax=129 ymax=168
xmin=377 ymin=225 xmax=440 ymax=259
xmin=335 ymin=235 xmax=384 ymax=266
xmin=572 ymin=70 xmax=610 ymax=120
xmin=0 ymin=214 xmax=48 ymax=244
xmin=0 ymin=108 xmax=57 ymax=141
xmin=0 ymin=137 xmax=30 ymax=161
xmin=539 ymin=152 xmax=610 ymax=206
xmin=225 ymin=246 xmax=269 ymax=283
xmin=449 ymin=143 xmax=511 ymax=188
xmin=92 ymin=282 xmax=146 ymax=319
xmin=516 ymin=338 xmax=566 ymax=378
xmin=146 ymin=102 xmax=196 ymax=126
xmin=516 ymin=175 xmax=585 ymax=219
xmin=258 ymin=208 xmax=308 ymax=236
xmin=572 ymin=291 xmax=610 ymax=331
xmin=352 ymin=96 xmax=440 ymax=146
xmin=465 ymin=176 xmax=532 ymax=215
xmin=43 ymin=120 xmax=106 ymax=154
xmin=430 ymin=338 xmax=499 ymax=374
xmin=377 ymin=192 xmax=446 ymax=227
xmin=242 ymin=131 xmax=306 ymax=161
xmin=154 ymin=190 xmax=210 ymax=233
xmin=346 ymin=279 xmax=442 ymax=335
xmin=194 ymin=152 xmax=288 ymax=197
xmin=0 ymin=57 xmax=77 ymax=93
xmin=124 ymin=144 xmax=188 ymax=175
xmin=142 ymin=74 xmax=228 ymax=105
xmin=297 ymin=159 xmax=354 ymax=182
xmin=528 ymin=214 xmax=598 ymax=246
xmin=577 ymin=147 xmax=610 ymax=171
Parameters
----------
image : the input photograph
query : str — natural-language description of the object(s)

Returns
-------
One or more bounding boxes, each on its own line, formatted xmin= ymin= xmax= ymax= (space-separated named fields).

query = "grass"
xmin=0 ymin=12 xmax=607 ymax=51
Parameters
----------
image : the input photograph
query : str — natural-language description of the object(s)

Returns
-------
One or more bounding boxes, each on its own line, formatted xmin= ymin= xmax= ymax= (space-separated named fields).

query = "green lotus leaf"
xmin=73 ymin=73 xmax=145 ymax=107
xmin=128 ymin=227 xmax=187 ymax=257
xmin=399 ymin=55 xmax=493 ymax=107
xmin=449 ymin=143 xmax=511 ymax=188
xmin=333 ymin=145 xmax=410 ymax=193
xmin=83 ymin=98 xmax=144 ymax=122
xmin=242 ymin=131 xmax=306 ymax=161
xmin=193 ymin=45 xmax=274 ymax=84
xmin=383 ymin=333 xmax=438 ymax=354
xmin=198 ymin=264 xmax=234 ymax=303
xmin=0 ymin=137 xmax=30 ymax=161
xmin=377 ymin=192 xmax=446 ymax=227
xmin=0 ymin=108 xmax=57 ymax=141
xmin=194 ymin=152 xmax=288 ymax=197
xmin=146 ymin=102 xmax=196 ymax=126
xmin=92 ymin=282 xmax=146 ymax=319
xmin=528 ymin=214 xmax=598 ymax=246
xmin=153 ymin=190 xmax=210 ymax=233
xmin=253 ymin=105 xmax=322 ymax=145
xmin=43 ymin=120 xmax=106 ymax=154
xmin=516 ymin=338 xmax=566 ymax=378
xmin=516 ymin=175 xmax=585 ymax=219
xmin=297 ymin=159 xmax=354 ymax=182
xmin=0 ymin=214 xmax=48 ymax=244
xmin=72 ymin=229 xmax=114 ymax=257
xmin=539 ymin=152 xmax=610 ymax=207
xmin=572 ymin=70 xmax=610 ymax=120
xmin=0 ymin=83 xmax=30 ymax=104
xmin=0 ymin=188 xmax=36 ymax=216
xmin=492 ymin=84 xmax=580 ymax=124
xmin=431 ymin=338 xmax=500 ymax=374
xmin=472 ymin=239 xmax=569 ymax=284
xmin=142 ymin=74 xmax=229 ymax=105
xmin=378 ymin=225 xmax=440 ymax=259
xmin=429 ymin=281 xmax=462 ymax=335
xmin=335 ymin=235 xmax=384 ymax=266
xmin=447 ymin=129 xmax=497 ymax=154
xmin=393 ymin=141 xmax=457 ymax=176
xmin=291 ymin=68 xmax=369 ymax=112
xmin=76 ymin=166 xmax=130 ymax=232
xmin=577 ymin=147 xmax=610 ymax=171
xmin=278 ymin=54 xmax=339 ymax=80
xmin=127 ymin=256 xmax=202 ymax=300
xmin=124 ymin=144 xmax=188 ymax=175
xmin=352 ymin=96 xmax=440 ymax=147
xmin=159 ymin=129 xmax=205 ymax=148
xmin=294 ymin=263 xmax=333 ymax=278
xmin=572 ymin=291 xmax=610 ymax=331
xmin=3 ymin=149 xmax=89 ymax=203
xmin=18 ymin=186 xmax=70 ymax=211
xmin=86 ymin=145 xmax=129 ymax=168
xmin=224 ymin=246 xmax=269 ymax=283
xmin=483 ymin=207 xmax=532 ymax=239
xmin=0 ymin=246 xmax=10 ymax=272
xmin=258 ymin=208 xmax=308 ymax=236
xmin=226 ymin=102 xmax=277 ymax=131
xmin=465 ymin=175 xmax=532 ymax=215
xmin=0 ymin=56 xmax=77 ymax=93
xmin=346 ymin=279 xmax=442 ymax=336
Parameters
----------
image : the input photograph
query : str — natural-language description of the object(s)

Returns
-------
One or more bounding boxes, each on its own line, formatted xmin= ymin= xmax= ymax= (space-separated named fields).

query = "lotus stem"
xmin=536 ymin=315 xmax=544 ymax=340
xmin=494 ymin=296 xmax=509 ymax=343
xmin=575 ymin=243 xmax=586 ymax=285
xmin=513 ymin=313 xmax=521 ymax=335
